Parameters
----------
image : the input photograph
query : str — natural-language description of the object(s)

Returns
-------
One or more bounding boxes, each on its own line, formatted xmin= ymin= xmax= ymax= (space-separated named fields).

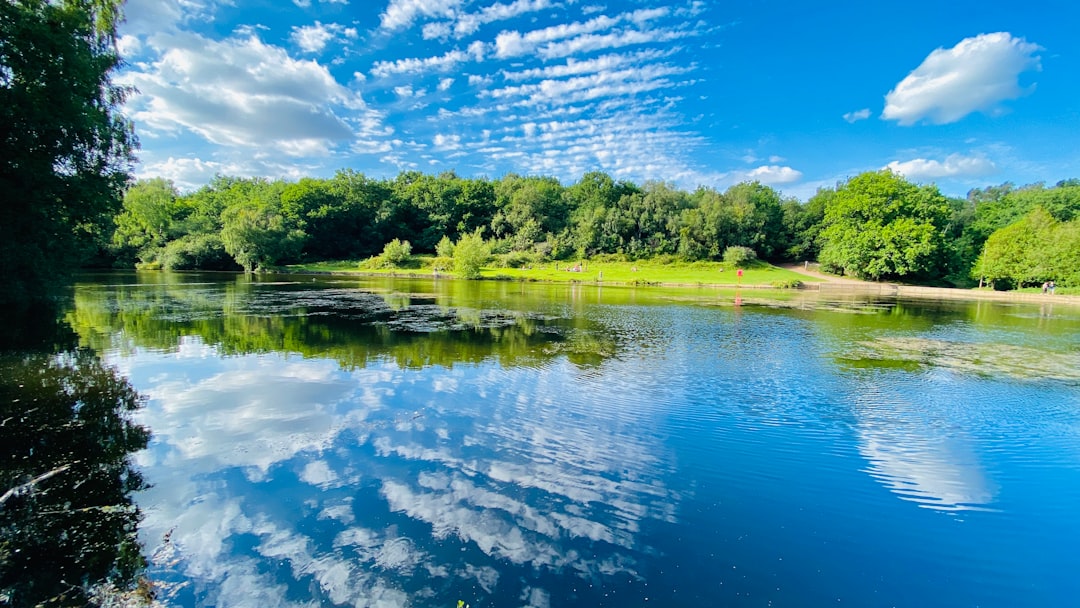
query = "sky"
xmin=116 ymin=0 xmax=1080 ymax=200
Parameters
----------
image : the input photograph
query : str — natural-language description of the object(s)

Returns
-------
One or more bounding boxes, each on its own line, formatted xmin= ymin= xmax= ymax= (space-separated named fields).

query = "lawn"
xmin=287 ymin=257 xmax=819 ymax=288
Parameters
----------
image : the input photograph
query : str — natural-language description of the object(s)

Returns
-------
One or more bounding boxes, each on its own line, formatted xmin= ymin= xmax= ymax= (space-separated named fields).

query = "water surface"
xmin=68 ymin=272 xmax=1080 ymax=607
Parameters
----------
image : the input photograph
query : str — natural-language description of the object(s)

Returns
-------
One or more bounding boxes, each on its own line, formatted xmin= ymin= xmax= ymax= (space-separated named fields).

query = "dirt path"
xmin=779 ymin=263 xmax=1080 ymax=305
xmin=779 ymin=263 xmax=867 ymax=284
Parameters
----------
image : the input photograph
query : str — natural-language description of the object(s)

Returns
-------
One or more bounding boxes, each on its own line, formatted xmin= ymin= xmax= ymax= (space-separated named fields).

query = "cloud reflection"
xmin=123 ymin=339 xmax=677 ymax=605
xmin=851 ymin=374 xmax=997 ymax=511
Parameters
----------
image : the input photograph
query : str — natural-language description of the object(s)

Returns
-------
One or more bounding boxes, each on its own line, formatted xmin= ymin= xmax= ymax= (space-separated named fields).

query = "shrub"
xmin=499 ymin=250 xmax=537 ymax=269
xmin=453 ymin=229 xmax=490 ymax=279
xmin=723 ymin=246 xmax=757 ymax=268
xmin=159 ymin=234 xmax=235 ymax=271
xmin=435 ymin=235 xmax=455 ymax=258
xmin=381 ymin=239 xmax=412 ymax=266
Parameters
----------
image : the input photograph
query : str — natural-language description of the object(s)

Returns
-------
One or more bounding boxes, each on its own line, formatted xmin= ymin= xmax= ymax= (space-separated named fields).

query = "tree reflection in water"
xmin=0 ymin=306 xmax=150 ymax=607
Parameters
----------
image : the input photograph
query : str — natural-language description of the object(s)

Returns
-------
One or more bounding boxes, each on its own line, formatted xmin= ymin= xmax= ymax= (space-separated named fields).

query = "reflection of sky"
xmin=848 ymin=368 xmax=997 ymax=512
xmin=114 ymin=337 xmax=677 ymax=607
xmin=92 ymin=287 xmax=1080 ymax=607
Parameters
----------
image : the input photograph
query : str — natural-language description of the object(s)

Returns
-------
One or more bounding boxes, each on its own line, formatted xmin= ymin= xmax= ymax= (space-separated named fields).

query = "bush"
xmin=723 ymin=246 xmax=757 ymax=268
xmin=159 ymin=234 xmax=236 ymax=270
xmin=453 ymin=229 xmax=490 ymax=279
xmin=381 ymin=239 xmax=412 ymax=265
xmin=499 ymin=250 xmax=538 ymax=269
xmin=435 ymin=235 xmax=455 ymax=258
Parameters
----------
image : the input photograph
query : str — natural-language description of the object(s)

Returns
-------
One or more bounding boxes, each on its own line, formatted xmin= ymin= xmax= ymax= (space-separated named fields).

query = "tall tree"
xmin=818 ymin=170 xmax=950 ymax=281
xmin=0 ymin=0 xmax=135 ymax=305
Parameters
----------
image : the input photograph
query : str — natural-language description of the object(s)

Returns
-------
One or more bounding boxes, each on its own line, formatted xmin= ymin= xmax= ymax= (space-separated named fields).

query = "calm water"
xmin=67 ymin=273 xmax=1080 ymax=606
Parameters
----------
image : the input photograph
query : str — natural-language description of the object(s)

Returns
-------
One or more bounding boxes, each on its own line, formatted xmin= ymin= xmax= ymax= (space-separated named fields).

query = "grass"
xmin=286 ymin=256 xmax=818 ymax=288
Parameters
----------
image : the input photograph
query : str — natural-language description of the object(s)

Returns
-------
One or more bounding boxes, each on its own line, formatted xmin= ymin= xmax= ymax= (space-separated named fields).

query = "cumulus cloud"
xmin=843 ymin=108 xmax=871 ymax=123
xmin=742 ymin=165 xmax=803 ymax=185
xmin=121 ymin=32 xmax=372 ymax=154
xmin=885 ymin=153 xmax=997 ymax=180
xmin=882 ymin=32 xmax=1042 ymax=125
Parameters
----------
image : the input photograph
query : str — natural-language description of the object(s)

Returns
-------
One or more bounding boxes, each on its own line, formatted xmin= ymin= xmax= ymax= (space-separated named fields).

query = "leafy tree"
xmin=111 ymin=178 xmax=179 ymax=265
xmin=221 ymin=202 xmax=305 ymax=273
xmin=376 ymin=238 xmax=412 ymax=268
xmin=453 ymin=229 xmax=490 ymax=279
xmin=783 ymin=188 xmax=828 ymax=261
xmin=0 ymin=0 xmax=135 ymax=305
xmin=818 ymin=170 xmax=950 ymax=281
xmin=158 ymin=233 xmax=235 ymax=271
xmin=723 ymin=245 xmax=757 ymax=268
xmin=974 ymin=207 xmax=1059 ymax=289
xmin=492 ymin=175 xmax=568 ymax=241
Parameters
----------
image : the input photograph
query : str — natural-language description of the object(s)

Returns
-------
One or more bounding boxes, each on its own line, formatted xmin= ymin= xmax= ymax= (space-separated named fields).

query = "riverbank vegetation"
xmin=104 ymin=170 xmax=1080 ymax=293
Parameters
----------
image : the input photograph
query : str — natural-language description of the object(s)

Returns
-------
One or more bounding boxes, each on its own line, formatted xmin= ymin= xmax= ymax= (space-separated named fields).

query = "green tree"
xmin=723 ymin=245 xmax=757 ymax=268
xmin=110 ymin=178 xmax=179 ymax=266
xmin=783 ymin=188 xmax=829 ymax=261
xmin=221 ymin=202 xmax=305 ymax=273
xmin=974 ymin=207 xmax=1057 ymax=289
xmin=453 ymin=229 xmax=490 ymax=279
xmin=818 ymin=170 xmax=950 ymax=281
xmin=0 ymin=0 xmax=135 ymax=305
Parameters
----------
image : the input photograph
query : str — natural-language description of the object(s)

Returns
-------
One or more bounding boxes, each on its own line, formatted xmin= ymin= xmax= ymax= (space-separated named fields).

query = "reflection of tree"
xmin=1 ymin=308 xmax=150 ymax=607
xmin=66 ymin=276 xmax=622 ymax=371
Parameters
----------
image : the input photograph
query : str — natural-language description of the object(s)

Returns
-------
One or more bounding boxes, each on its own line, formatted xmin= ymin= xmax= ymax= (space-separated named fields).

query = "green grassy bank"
xmin=287 ymin=256 xmax=817 ymax=288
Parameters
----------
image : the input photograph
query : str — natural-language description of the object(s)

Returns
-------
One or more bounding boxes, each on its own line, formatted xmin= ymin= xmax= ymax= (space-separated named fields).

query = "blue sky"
xmin=116 ymin=0 xmax=1080 ymax=199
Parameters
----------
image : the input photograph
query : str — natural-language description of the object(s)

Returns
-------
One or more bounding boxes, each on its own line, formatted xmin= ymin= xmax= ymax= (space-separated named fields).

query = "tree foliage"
xmin=818 ymin=171 xmax=950 ymax=281
xmin=95 ymin=166 xmax=1080 ymax=292
xmin=0 ymin=0 xmax=135 ymax=304
xmin=974 ymin=207 xmax=1080 ymax=288
xmin=453 ymin=229 xmax=490 ymax=279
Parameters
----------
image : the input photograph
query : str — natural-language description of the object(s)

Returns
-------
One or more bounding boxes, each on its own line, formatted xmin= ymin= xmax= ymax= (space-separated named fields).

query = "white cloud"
xmin=882 ymin=32 xmax=1042 ymax=125
xmin=370 ymin=48 xmax=472 ymax=77
xmin=451 ymin=0 xmax=558 ymax=38
xmin=290 ymin=21 xmax=352 ymax=54
xmin=886 ymin=153 xmax=997 ymax=180
xmin=843 ymin=108 xmax=871 ymax=123
xmin=121 ymin=32 xmax=373 ymax=154
xmin=117 ymin=34 xmax=143 ymax=57
xmin=379 ymin=0 xmax=464 ymax=32
xmin=740 ymin=165 xmax=803 ymax=185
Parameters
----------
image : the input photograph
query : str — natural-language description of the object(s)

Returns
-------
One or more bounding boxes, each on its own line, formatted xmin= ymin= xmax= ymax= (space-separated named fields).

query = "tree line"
xmin=108 ymin=169 xmax=1080 ymax=289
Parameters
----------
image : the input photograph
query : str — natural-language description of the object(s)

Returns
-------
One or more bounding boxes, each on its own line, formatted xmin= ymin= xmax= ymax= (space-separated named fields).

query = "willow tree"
xmin=0 ymin=0 xmax=135 ymax=305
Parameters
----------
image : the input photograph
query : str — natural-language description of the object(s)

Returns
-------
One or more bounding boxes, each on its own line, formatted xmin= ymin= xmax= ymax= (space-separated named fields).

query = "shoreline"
xmin=274 ymin=267 xmax=1080 ymax=306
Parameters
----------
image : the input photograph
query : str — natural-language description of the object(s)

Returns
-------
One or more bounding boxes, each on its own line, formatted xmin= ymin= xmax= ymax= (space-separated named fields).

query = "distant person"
xmin=1042 ymin=282 xmax=1049 ymax=294
xmin=1049 ymin=280 xmax=1056 ymax=294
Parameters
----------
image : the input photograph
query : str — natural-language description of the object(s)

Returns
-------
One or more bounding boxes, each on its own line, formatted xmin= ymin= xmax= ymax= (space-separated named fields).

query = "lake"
xmin=39 ymin=272 xmax=1080 ymax=606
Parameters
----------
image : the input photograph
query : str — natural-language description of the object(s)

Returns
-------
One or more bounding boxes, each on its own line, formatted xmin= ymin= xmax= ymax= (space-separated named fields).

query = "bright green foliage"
xmin=491 ymin=174 xmax=568 ymax=247
xmin=435 ymin=235 xmax=455 ymax=258
xmin=723 ymin=245 xmax=757 ymax=268
xmin=158 ymin=233 xmax=234 ymax=271
xmin=221 ymin=202 xmax=306 ymax=273
xmin=677 ymin=182 xmax=789 ymax=262
xmin=377 ymin=238 xmax=412 ymax=268
xmin=974 ymin=207 xmax=1080 ymax=288
xmin=818 ymin=171 xmax=950 ymax=281
xmin=0 ymin=0 xmax=135 ymax=304
xmin=453 ymin=229 xmax=490 ymax=279
xmin=111 ymin=178 xmax=179 ymax=265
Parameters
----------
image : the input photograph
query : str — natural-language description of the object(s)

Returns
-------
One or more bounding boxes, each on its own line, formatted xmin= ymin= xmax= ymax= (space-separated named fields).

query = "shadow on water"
xmin=0 ymin=303 xmax=151 ymax=607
